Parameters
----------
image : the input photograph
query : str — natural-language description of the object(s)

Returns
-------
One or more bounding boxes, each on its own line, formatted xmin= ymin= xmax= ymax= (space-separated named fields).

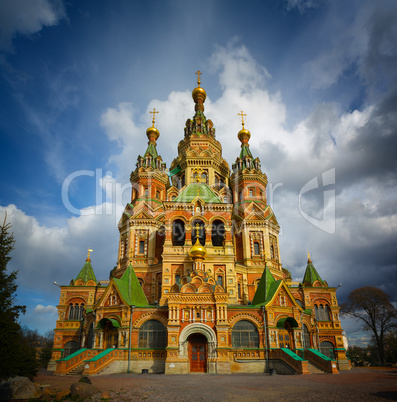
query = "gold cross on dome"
xmin=87 ymin=248 xmax=93 ymax=258
xmin=149 ymin=108 xmax=159 ymax=126
xmin=195 ymin=223 xmax=201 ymax=231
xmin=238 ymin=111 xmax=247 ymax=129
xmin=195 ymin=70 xmax=202 ymax=86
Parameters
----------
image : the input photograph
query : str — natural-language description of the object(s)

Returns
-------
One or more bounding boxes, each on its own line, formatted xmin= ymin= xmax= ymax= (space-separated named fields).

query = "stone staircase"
xmin=307 ymin=361 xmax=325 ymax=374
xmin=66 ymin=363 xmax=85 ymax=376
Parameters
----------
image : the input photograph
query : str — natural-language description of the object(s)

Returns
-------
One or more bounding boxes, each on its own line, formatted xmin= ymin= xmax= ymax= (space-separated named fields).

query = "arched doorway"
xmin=97 ymin=318 xmax=120 ymax=349
xmin=104 ymin=320 xmax=118 ymax=349
xmin=277 ymin=317 xmax=299 ymax=349
xmin=63 ymin=340 xmax=79 ymax=357
xmin=188 ymin=334 xmax=207 ymax=373
xmin=320 ymin=341 xmax=335 ymax=359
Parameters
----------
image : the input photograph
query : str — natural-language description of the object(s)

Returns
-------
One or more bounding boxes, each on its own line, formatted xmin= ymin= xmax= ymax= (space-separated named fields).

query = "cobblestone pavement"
xmin=35 ymin=368 xmax=397 ymax=401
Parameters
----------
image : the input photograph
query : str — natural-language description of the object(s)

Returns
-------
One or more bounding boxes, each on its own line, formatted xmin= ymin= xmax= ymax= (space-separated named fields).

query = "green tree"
xmin=340 ymin=286 xmax=397 ymax=365
xmin=384 ymin=330 xmax=397 ymax=364
xmin=0 ymin=214 xmax=38 ymax=379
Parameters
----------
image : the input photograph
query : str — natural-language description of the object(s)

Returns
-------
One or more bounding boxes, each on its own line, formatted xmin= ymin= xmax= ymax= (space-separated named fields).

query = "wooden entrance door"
xmin=278 ymin=323 xmax=293 ymax=349
xmin=104 ymin=321 xmax=118 ymax=349
xmin=188 ymin=334 xmax=207 ymax=373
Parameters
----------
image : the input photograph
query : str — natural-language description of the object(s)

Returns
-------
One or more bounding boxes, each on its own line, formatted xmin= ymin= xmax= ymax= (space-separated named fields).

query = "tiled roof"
xmin=174 ymin=183 xmax=222 ymax=204
xmin=303 ymin=261 xmax=324 ymax=285
xmin=114 ymin=263 xmax=149 ymax=307
xmin=252 ymin=266 xmax=282 ymax=306
xmin=74 ymin=259 xmax=97 ymax=284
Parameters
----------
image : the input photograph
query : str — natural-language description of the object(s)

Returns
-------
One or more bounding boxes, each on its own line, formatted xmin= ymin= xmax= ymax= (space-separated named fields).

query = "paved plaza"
xmin=35 ymin=367 xmax=397 ymax=401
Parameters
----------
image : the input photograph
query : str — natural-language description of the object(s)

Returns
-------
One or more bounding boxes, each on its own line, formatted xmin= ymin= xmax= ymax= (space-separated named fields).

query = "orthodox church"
xmin=50 ymin=74 xmax=349 ymax=375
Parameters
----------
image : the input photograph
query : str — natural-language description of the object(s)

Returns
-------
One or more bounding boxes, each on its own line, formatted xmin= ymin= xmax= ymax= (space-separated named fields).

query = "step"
xmin=66 ymin=363 xmax=85 ymax=376
xmin=307 ymin=362 xmax=325 ymax=374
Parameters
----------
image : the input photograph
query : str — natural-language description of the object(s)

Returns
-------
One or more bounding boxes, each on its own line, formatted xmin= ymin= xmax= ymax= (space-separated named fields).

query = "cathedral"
xmin=50 ymin=74 xmax=350 ymax=375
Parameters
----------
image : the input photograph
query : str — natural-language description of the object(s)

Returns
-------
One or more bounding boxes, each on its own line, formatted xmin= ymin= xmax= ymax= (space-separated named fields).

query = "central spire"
xmin=192 ymin=70 xmax=207 ymax=112
xmin=237 ymin=110 xmax=251 ymax=147
xmin=146 ymin=108 xmax=160 ymax=145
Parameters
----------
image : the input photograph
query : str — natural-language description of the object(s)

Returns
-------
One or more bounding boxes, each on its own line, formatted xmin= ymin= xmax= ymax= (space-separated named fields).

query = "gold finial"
xmin=238 ymin=111 xmax=247 ymax=129
xmin=149 ymin=108 xmax=159 ymax=127
xmin=87 ymin=248 xmax=93 ymax=260
xmin=307 ymin=250 xmax=312 ymax=263
xmin=195 ymin=223 xmax=201 ymax=231
xmin=195 ymin=70 xmax=202 ymax=87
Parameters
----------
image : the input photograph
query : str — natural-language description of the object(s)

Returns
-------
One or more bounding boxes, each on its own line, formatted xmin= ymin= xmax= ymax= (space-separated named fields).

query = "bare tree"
xmin=340 ymin=286 xmax=397 ymax=365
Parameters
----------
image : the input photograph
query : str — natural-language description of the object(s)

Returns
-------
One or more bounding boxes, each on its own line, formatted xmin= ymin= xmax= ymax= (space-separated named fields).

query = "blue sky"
xmin=0 ymin=0 xmax=396 ymax=347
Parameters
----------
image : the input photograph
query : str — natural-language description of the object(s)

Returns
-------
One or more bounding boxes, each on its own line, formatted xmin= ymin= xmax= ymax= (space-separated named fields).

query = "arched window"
xmin=320 ymin=341 xmax=335 ymax=359
xmin=68 ymin=304 xmax=74 ymax=320
xmin=253 ymin=242 xmax=260 ymax=255
xmin=223 ymin=196 xmax=228 ymax=203
xmin=201 ymin=173 xmax=207 ymax=183
xmin=303 ymin=324 xmax=311 ymax=349
xmin=249 ymin=189 xmax=254 ymax=197
xmin=324 ymin=305 xmax=331 ymax=321
xmin=181 ymin=174 xmax=185 ymax=187
xmin=192 ymin=220 xmax=205 ymax=246
xmin=238 ymin=283 xmax=242 ymax=299
xmin=63 ymin=340 xmax=79 ymax=357
xmin=232 ymin=320 xmax=259 ymax=348
xmin=211 ymin=220 xmax=225 ymax=246
xmin=270 ymin=244 xmax=275 ymax=259
xmin=217 ymin=275 xmax=223 ymax=286
xmin=144 ymin=188 xmax=149 ymax=197
xmin=138 ymin=279 xmax=144 ymax=287
xmin=139 ymin=240 xmax=145 ymax=254
xmin=315 ymin=305 xmax=320 ymax=320
xmin=156 ymin=190 xmax=160 ymax=199
xmin=175 ymin=274 xmax=181 ymax=284
xmin=138 ymin=320 xmax=166 ymax=348
xmin=172 ymin=219 xmax=185 ymax=246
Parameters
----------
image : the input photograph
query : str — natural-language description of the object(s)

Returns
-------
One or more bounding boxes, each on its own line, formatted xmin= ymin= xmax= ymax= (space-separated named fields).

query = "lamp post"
xmin=262 ymin=306 xmax=269 ymax=373
xmin=127 ymin=304 xmax=135 ymax=373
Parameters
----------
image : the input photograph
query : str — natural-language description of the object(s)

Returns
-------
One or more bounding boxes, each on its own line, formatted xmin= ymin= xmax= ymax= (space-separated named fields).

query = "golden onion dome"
xmin=192 ymin=86 xmax=207 ymax=103
xmin=238 ymin=128 xmax=251 ymax=143
xmin=146 ymin=126 xmax=160 ymax=143
xmin=189 ymin=238 xmax=207 ymax=261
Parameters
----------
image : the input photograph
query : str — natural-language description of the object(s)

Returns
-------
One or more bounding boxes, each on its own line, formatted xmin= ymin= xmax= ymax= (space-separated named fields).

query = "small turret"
xmin=72 ymin=248 xmax=97 ymax=286
xmin=302 ymin=252 xmax=325 ymax=287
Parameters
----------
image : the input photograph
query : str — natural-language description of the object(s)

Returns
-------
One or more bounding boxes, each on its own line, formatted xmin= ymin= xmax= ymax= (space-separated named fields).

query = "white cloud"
xmin=34 ymin=304 xmax=57 ymax=315
xmin=0 ymin=202 xmax=120 ymax=310
xmin=0 ymin=0 xmax=66 ymax=51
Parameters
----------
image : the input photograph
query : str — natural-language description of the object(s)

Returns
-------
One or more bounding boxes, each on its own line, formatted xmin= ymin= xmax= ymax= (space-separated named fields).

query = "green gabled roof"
xmin=74 ymin=259 xmax=97 ymax=284
xmin=239 ymin=145 xmax=253 ymax=160
xmin=174 ymin=183 xmax=222 ymax=203
xmin=113 ymin=263 xmax=149 ymax=307
xmin=303 ymin=259 xmax=324 ymax=285
xmin=252 ymin=266 xmax=282 ymax=306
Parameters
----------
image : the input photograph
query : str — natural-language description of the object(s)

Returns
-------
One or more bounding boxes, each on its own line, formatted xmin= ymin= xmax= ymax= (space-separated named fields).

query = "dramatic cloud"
xmin=0 ymin=0 xmax=65 ymax=51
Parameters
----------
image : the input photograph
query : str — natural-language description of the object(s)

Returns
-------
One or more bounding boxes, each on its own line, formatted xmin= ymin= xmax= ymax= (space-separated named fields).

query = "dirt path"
xmin=35 ymin=368 xmax=397 ymax=401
